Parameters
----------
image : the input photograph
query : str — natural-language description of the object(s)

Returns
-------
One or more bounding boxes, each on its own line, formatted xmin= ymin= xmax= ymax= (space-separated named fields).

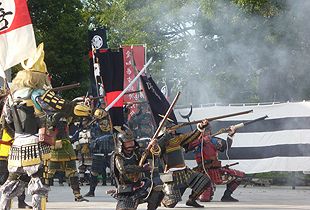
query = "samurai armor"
xmin=8 ymin=134 xmax=51 ymax=167
xmin=90 ymin=134 xmax=114 ymax=155
xmin=50 ymin=139 xmax=76 ymax=162
xmin=207 ymin=169 xmax=223 ymax=185
xmin=187 ymin=171 xmax=211 ymax=197
xmin=91 ymin=155 xmax=108 ymax=174
xmin=207 ymin=168 xmax=245 ymax=185
xmin=74 ymin=129 xmax=92 ymax=167
xmin=41 ymin=90 xmax=65 ymax=111
xmin=48 ymin=160 xmax=77 ymax=177
xmin=199 ymin=186 xmax=214 ymax=202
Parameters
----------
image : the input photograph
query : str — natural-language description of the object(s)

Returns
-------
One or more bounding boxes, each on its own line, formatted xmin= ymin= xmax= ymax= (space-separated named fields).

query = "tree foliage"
xmin=24 ymin=0 xmax=310 ymax=103
xmin=28 ymin=0 xmax=89 ymax=99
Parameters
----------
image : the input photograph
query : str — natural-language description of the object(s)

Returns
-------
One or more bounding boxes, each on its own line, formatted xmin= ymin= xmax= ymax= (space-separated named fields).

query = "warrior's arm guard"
xmin=157 ymin=132 xmax=174 ymax=148
xmin=36 ymin=90 xmax=92 ymax=118
xmin=115 ymin=155 xmax=127 ymax=175
xmin=180 ymin=129 xmax=202 ymax=147
xmin=40 ymin=90 xmax=66 ymax=111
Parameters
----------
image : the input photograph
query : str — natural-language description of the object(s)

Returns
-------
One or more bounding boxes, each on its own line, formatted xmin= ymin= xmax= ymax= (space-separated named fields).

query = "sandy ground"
xmin=5 ymin=184 xmax=310 ymax=210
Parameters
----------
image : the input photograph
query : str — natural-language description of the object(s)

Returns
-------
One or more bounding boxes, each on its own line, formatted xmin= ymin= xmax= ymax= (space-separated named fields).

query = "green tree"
xmin=28 ymin=0 xmax=89 ymax=99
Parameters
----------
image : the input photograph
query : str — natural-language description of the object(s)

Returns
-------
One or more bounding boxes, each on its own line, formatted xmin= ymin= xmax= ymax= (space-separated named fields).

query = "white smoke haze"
xmin=151 ymin=0 xmax=310 ymax=106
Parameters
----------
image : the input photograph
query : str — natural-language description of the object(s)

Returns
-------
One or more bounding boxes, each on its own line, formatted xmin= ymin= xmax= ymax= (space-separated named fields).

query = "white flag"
xmin=178 ymin=101 xmax=310 ymax=173
xmin=0 ymin=0 xmax=36 ymax=77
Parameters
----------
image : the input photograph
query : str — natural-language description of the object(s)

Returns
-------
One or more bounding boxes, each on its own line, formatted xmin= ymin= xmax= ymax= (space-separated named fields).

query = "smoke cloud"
xmin=151 ymin=0 xmax=310 ymax=106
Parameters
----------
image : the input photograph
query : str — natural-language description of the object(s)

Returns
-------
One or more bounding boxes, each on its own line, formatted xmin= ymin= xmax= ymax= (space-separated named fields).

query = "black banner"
xmin=98 ymin=49 xmax=124 ymax=126
xmin=88 ymin=28 xmax=108 ymax=50
xmin=141 ymin=75 xmax=177 ymax=126
xmin=88 ymin=28 xmax=108 ymax=97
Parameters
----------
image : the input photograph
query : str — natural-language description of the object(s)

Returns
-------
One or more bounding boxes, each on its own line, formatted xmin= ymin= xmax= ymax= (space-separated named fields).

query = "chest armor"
xmin=12 ymin=101 xmax=40 ymax=135
xmin=121 ymin=152 xmax=141 ymax=183
xmin=163 ymin=135 xmax=186 ymax=170
xmin=11 ymin=88 xmax=43 ymax=135
xmin=194 ymin=141 xmax=218 ymax=163
xmin=91 ymin=134 xmax=114 ymax=155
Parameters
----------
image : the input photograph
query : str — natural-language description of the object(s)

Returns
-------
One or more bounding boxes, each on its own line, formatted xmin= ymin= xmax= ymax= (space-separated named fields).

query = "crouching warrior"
xmin=157 ymin=120 xmax=211 ymax=208
xmin=188 ymin=126 xmax=245 ymax=202
xmin=111 ymin=126 xmax=163 ymax=210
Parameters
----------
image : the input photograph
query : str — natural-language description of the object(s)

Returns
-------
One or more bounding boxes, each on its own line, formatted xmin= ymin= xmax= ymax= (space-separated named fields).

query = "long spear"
xmin=211 ymin=115 xmax=268 ymax=137
xmin=168 ymin=110 xmax=254 ymax=131
xmin=139 ymin=91 xmax=181 ymax=166
xmin=51 ymin=83 xmax=80 ymax=92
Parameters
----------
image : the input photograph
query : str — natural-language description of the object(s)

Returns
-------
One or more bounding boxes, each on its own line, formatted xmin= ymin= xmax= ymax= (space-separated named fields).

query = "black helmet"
xmin=116 ymin=124 xmax=134 ymax=143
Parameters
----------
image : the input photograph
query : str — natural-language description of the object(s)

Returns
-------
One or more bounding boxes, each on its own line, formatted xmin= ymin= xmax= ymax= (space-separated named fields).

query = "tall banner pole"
xmin=91 ymin=44 xmax=101 ymax=99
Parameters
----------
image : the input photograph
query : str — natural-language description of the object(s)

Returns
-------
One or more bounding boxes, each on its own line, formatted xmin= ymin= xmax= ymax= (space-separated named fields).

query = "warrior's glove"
xmin=93 ymin=108 xmax=108 ymax=119
xmin=228 ymin=125 xmax=236 ymax=137
xmin=197 ymin=119 xmax=209 ymax=132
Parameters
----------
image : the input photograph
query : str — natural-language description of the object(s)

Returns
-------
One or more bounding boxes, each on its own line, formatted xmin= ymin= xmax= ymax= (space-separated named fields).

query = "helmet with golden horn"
xmin=21 ymin=43 xmax=47 ymax=74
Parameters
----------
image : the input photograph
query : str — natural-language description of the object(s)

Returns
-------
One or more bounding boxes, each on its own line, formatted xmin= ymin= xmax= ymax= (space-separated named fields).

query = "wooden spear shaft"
xmin=139 ymin=91 xmax=181 ymax=166
xmin=168 ymin=109 xmax=253 ymax=131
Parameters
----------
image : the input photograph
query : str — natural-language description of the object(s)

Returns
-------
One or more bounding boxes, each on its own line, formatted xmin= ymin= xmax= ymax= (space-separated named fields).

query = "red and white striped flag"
xmin=0 ymin=0 xmax=36 ymax=77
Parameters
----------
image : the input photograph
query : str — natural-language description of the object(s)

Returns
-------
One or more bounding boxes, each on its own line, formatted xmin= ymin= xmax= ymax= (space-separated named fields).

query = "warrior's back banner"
xmin=141 ymin=75 xmax=177 ymax=127
xmin=0 ymin=0 xmax=36 ymax=75
xmin=177 ymin=101 xmax=310 ymax=174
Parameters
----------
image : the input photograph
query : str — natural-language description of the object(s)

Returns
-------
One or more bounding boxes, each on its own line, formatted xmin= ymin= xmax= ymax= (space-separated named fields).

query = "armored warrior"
xmin=73 ymin=118 xmax=93 ymax=186
xmin=0 ymin=43 xmax=54 ymax=210
xmin=156 ymin=120 xmax=211 ymax=208
xmin=128 ymin=104 xmax=155 ymax=138
xmin=111 ymin=126 xmax=164 ymax=210
xmin=47 ymin=116 xmax=90 ymax=202
xmin=0 ymin=43 xmax=106 ymax=210
xmin=47 ymin=87 xmax=107 ymax=202
xmin=188 ymin=126 xmax=245 ymax=202
xmin=0 ymin=116 xmax=31 ymax=209
xmin=84 ymin=116 xmax=114 ymax=197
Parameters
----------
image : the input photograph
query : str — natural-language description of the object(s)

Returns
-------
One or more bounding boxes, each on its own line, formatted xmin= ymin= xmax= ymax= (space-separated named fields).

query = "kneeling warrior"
xmin=188 ymin=125 xmax=245 ymax=202
xmin=157 ymin=120 xmax=211 ymax=208
xmin=111 ymin=126 xmax=164 ymax=210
